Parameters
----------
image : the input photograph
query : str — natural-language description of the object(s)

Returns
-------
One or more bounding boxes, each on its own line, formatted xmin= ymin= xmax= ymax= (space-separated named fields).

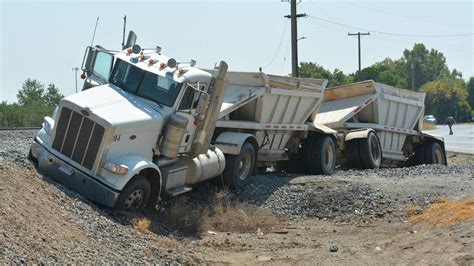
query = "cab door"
xmin=176 ymin=83 xmax=206 ymax=153
xmin=81 ymin=46 xmax=114 ymax=90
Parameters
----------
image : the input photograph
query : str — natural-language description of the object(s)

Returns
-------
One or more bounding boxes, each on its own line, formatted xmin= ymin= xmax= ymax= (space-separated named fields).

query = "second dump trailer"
xmin=315 ymin=80 xmax=446 ymax=168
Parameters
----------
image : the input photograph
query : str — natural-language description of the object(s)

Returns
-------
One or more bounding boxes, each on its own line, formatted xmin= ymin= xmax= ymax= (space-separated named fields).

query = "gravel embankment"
xmin=1 ymin=130 xmax=194 ymax=264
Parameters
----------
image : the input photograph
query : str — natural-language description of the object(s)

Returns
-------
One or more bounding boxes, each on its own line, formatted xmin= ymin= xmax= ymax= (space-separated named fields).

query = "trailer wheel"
xmin=411 ymin=143 xmax=426 ymax=165
xmin=300 ymin=138 xmax=315 ymax=173
xmin=310 ymin=136 xmax=336 ymax=175
xmin=424 ymin=141 xmax=446 ymax=165
xmin=223 ymin=142 xmax=256 ymax=189
xmin=347 ymin=140 xmax=363 ymax=168
xmin=116 ymin=175 xmax=151 ymax=211
xmin=359 ymin=131 xmax=382 ymax=169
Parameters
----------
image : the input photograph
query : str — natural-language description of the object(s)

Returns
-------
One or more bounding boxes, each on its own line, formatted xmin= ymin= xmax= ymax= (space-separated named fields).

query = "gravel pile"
xmin=347 ymin=164 xmax=473 ymax=178
xmin=0 ymin=130 xmax=35 ymax=168
xmin=262 ymin=181 xmax=397 ymax=220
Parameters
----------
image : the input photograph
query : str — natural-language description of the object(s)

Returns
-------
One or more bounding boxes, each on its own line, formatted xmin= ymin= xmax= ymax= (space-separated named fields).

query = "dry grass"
xmin=405 ymin=205 xmax=422 ymax=215
xmin=133 ymin=217 xmax=151 ymax=232
xmin=164 ymin=189 xmax=283 ymax=234
xmin=409 ymin=197 xmax=474 ymax=227
xmin=422 ymin=123 xmax=436 ymax=130
xmin=164 ymin=196 xmax=203 ymax=234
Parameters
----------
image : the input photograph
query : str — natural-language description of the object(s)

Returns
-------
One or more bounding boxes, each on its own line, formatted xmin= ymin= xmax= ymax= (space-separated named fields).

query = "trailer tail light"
xmin=80 ymin=72 xmax=86 ymax=79
xmin=147 ymin=58 xmax=154 ymax=66
xmin=138 ymin=55 xmax=145 ymax=61
xmin=159 ymin=62 xmax=165 ymax=69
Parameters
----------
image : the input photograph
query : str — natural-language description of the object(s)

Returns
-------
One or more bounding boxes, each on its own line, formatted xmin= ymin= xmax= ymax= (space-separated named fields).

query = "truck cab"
xmin=30 ymin=40 xmax=230 ymax=211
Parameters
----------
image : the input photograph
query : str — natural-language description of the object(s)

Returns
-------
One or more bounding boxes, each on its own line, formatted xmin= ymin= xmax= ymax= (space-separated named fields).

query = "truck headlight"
xmin=43 ymin=117 xmax=55 ymax=135
xmin=104 ymin=161 xmax=129 ymax=175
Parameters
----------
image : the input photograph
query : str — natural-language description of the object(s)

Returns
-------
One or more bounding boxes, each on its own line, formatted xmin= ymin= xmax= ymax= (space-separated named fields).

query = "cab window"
xmin=93 ymin=52 xmax=113 ymax=81
xmin=178 ymin=84 xmax=205 ymax=110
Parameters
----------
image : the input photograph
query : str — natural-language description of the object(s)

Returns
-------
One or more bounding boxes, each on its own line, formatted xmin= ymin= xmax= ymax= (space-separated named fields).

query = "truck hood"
xmin=60 ymin=84 xmax=173 ymax=133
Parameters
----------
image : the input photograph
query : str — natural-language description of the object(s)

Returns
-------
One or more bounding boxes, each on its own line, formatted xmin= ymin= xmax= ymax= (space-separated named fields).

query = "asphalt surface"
xmin=426 ymin=124 xmax=474 ymax=154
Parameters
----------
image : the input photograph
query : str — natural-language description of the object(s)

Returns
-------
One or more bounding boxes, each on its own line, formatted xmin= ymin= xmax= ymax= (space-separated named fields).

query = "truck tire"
xmin=28 ymin=147 xmax=38 ymax=168
xmin=116 ymin=175 xmax=151 ymax=211
xmin=223 ymin=142 xmax=256 ymax=189
xmin=359 ymin=131 xmax=382 ymax=169
xmin=309 ymin=136 xmax=336 ymax=175
xmin=424 ymin=141 xmax=446 ymax=165
xmin=300 ymin=138 xmax=315 ymax=173
xmin=412 ymin=143 xmax=425 ymax=165
xmin=347 ymin=140 xmax=363 ymax=169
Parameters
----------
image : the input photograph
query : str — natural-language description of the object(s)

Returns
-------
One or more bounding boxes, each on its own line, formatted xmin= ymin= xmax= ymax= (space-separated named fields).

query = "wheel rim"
xmin=238 ymin=152 xmax=252 ymax=180
xmin=324 ymin=143 xmax=335 ymax=169
xmin=124 ymin=189 xmax=144 ymax=210
xmin=369 ymin=135 xmax=381 ymax=163
xmin=434 ymin=147 xmax=443 ymax=164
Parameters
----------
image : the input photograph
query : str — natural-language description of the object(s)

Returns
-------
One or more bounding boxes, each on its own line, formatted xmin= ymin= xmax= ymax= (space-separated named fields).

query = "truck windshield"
xmin=109 ymin=59 xmax=182 ymax=107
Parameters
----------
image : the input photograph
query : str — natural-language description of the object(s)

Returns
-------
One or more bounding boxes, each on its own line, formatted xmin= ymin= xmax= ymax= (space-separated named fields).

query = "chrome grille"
xmin=52 ymin=107 xmax=105 ymax=170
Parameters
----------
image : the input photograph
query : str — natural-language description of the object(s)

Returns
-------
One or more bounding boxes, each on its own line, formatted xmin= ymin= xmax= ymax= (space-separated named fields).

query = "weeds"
xmin=132 ymin=217 xmax=151 ymax=232
xmin=163 ymin=189 xmax=283 ymax=234
xmin=409 ymin=197 xmax=474 ymax=227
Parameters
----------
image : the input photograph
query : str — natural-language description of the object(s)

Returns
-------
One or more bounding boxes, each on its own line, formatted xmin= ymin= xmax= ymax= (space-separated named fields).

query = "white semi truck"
xmin=30 ymin=32 xmax=336 ymax=211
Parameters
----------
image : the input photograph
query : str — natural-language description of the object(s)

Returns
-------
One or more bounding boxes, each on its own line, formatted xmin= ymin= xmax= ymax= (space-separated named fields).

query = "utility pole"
xmin=348 ymin=32 xmax=370 ymax=80
xmin=284 ymin=0 xmax=306 ymax=77
xmin=72 ymin=67 xmax=79 ymax=93
xmin=411 ymin=63 xmax=415 ymax=91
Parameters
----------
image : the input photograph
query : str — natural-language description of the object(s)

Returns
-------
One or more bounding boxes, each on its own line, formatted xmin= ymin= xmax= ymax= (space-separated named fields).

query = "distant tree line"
xmin=1 ymin=43 xmax=473 ymax=127
xmin=300 ymin=43 xmax=474 ymax=123
xmin=0 ymin=79 xmax=63 ymax=127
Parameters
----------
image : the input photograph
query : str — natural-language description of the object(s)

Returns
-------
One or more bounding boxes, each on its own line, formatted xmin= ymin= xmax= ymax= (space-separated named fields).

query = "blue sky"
xmin=1 ymin=0 xmax=472 ymax=103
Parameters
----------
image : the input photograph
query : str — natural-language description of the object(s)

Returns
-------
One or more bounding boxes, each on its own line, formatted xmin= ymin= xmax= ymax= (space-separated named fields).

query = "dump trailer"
xmin=314 ymin=80 xmax=447 ymax=168
xmin=214 ymin=71 xmax=336 ymax=173
xmin=29 ymin=31 xmax=336 ymax=212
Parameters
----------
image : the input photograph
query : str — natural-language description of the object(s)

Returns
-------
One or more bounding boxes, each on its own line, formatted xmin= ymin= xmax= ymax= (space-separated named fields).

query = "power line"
xmin=281 ymin=36 xmax=292 ymax=75
xmin=262 ymin=20 xmax=289 ymax=69
xmin=307 ymin=15 xmax=474 ymax=38
xmin=347 ymin=2 xmax=444 ymax=27
xmin=302 ymin=18 xmax=472 ymax=55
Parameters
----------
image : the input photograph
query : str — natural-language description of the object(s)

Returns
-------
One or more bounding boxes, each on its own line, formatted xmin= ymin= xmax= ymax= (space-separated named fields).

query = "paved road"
xmin=425 ymin=124 xmax=474 ymax=154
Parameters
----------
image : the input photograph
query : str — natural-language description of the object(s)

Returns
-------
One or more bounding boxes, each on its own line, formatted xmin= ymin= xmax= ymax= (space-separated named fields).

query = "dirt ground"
xmin=1 ymin=130 xmax=473 ymax=264
xmin=190 ymin=152 xmax=474 ymax=264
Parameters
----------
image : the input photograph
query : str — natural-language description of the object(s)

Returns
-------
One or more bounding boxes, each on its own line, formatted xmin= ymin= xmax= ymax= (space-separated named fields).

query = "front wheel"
xmin=223 ymin=142 xmax=256 ymax=189
xmin=116 ymin=175 xmax=151 ymax=211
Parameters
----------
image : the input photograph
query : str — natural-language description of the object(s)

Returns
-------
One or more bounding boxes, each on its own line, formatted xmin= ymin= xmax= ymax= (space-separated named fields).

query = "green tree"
xmin=420 ymin=77 xmax=471 ymax=123
xmin=299 ymin=62 xmax=353 ymax=87
xmin=44 ymin=84 xmax=64 ymax=107
xmin=17 ymin=78 xmax=46 ymax=106
xmin=399 ymin=43 xmax=450 ymax=91
xmin=0 ymin=79 xmax=64 ymax=127
xmin=359 ymin=58 xmax=407 ymax=88
xmin=467 ymin=77 xmax=474 ymax=111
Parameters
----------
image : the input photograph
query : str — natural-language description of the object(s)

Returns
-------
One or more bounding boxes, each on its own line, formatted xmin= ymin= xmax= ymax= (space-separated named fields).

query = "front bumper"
xmin=31 ymin=140 xmax=120 ymax=208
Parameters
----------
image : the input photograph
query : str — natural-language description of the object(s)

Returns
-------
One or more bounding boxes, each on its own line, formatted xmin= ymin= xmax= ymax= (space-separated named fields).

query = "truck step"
xmin=166 ymin=186 xmax=192 ymax=197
